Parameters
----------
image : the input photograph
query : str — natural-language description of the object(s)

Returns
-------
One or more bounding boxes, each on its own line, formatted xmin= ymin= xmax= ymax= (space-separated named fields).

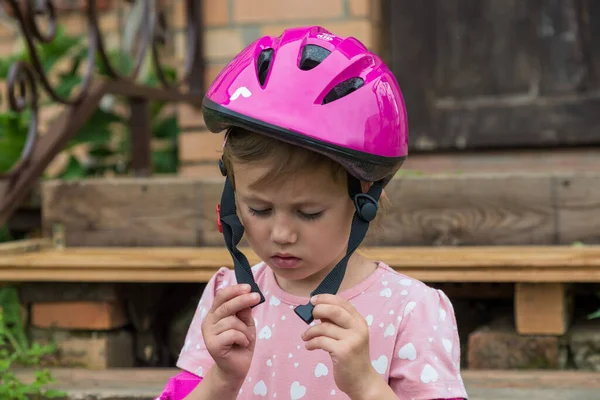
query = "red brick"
xmin=348 ymin=0 xmax=369 ymax=17
xmin=31 ymin=301 xmax=128 ymax=330
xmin=233 ymin=0 xmax=343 ymax=23
xmin=467 ymin=317 xmax=567 ymax=369
xmin=202 ymin=0 xmax=229 ymax=26
xmin=177 ymin=103 xmax=205 ymax=128
xmin=205 ymin=63 xmax=227 ymax=87
xmin=204 ymin=28 xmax=244 ymax=61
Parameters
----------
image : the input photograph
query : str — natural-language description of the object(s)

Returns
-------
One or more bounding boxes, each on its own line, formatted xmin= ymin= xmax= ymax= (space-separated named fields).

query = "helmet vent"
xmin=257 ymin=48 xmax=274 ymax=86
xmin=322 ymin=77 xmax=365 ymax=104
xmin=299 ymin=44 xmax=331 ymax=71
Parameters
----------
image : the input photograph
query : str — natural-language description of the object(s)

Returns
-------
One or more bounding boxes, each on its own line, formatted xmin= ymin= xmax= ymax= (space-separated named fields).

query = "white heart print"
xmin=371 ymin=355 xmax=388 ymax=374
xmin=439 ymin=307 xmax=447 ymax=321
xmin=365 ymin=315 xmax=374 ymax=326
xmin=442 ymin=338 xmax=453 ymax=353
xmin=290 ymin=381 xmax=306 ymax=400
xmin=266 ymin=359 xmax=273 ymax=367
xmin=421 ymin=364 xmax=439 ymax=383
xmin=384 ymin=324 xmax=395 ymax=338
xmin=398 ymin=343 xmax=417 ymax=361
xmin=399 ymin=278 xmax=412 ymax=286
xmin=259 ymin=326 xmax=272 ymax=339
xmin=404 ymin=301 xmax=417 ymax=316
xmin=270 ymin=295 xmax=281 ymax=306
xmin=253 ymin=380 xmax=267 ymax=396
xmin=380 ymin=288 xmax=392 ymax=298
xmin=229 ymin=86 xmax=252 ymax=101
xmin=315 ymin=362 xmax=329 ymax=377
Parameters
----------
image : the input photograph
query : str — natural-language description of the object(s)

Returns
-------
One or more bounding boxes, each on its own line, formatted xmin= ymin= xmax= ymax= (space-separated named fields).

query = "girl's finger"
xmin=213 ymin=314 xmax=250 ymax=336
xmin=305 ymin=335 xmax=338 ymax=353
xmin=218 ymin=328 xmax=251 ymax=349
xmin=312 ymin=303 xmax=354 ymax=329
xmin=213 ymin=292 xmax=261 ymax=321
xmin=302 ymin=321 xmax=345 ymax=342
xmin=210 ymin=284 xmax=251 ymax=313
xmin=236 ymin=306 xmax=255 ymax=328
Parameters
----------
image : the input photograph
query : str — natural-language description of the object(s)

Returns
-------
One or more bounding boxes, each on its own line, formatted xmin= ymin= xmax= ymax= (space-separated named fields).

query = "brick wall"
xmin=178 ymin=0 xmax=383 ymax=178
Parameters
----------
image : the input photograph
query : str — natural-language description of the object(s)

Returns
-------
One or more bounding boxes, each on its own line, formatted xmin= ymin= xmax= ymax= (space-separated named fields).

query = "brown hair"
xmin=222 ymin=127 xmax=346 ymax=190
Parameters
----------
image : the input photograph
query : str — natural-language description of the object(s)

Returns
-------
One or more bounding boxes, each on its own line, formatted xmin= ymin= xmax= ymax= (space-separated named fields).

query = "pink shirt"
xmin=176 ymin=262 xmax=469 ymax=399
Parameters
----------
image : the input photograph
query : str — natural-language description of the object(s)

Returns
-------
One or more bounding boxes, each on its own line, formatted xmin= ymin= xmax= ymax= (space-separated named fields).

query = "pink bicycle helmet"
xmin=204 ymin=26 xmax=409 ymax=324
xmin=203 ymin=25 xmax=408 ymax=185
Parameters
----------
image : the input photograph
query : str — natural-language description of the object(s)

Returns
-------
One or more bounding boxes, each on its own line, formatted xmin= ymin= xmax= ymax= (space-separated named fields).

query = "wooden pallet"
xmin=12 ymin=368 xmax=600 ymax=400
xmin=2 ymin=239 xmax=599 ymax=336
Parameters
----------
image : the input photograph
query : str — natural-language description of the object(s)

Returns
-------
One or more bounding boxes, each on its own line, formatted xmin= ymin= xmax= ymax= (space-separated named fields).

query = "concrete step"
xmin=13 ymin=368 xmax=600 ymax=400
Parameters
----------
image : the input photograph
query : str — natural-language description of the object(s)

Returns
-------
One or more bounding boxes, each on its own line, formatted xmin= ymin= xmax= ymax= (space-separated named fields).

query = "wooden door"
xmin=387 ymin=0 xmax=600 ymax=151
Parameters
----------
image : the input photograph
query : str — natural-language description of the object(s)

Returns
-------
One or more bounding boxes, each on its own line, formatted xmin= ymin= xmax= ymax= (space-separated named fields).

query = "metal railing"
xmin=0 ymin=0 xmax=204 ymax=225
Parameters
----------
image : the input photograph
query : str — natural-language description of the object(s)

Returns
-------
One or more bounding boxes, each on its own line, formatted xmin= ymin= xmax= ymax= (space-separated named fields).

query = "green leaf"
xmin=152 ymin=147 xmax=178 ymax=174
xmin=59 ymin=155 xmax=87 ymax=180
xmin=0 ymin=137 xmax=25 ymax=172
xmin=35 ymin=25 xmax=84 ymax=73
xmin=588 ymin=309 xmax=600 ymax=320
xmin=152 ymin=115 xmax=179 ymax=139
xmin=55 ymin=74 xmax=83 ymax=98
xmin=68 ymin=109 xmax=124 ymax=147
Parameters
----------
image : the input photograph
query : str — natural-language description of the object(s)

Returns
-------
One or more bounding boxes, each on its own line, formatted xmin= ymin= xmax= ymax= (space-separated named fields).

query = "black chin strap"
xmin=217 ymin=159 xmax=382 ymax=324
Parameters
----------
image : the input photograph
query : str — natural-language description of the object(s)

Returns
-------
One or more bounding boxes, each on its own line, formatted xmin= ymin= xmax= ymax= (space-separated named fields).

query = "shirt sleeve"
xmin=388 ymin=287 xmax=469 ymax=400
xmin=175 ymin=267 xmax=235 ymax=377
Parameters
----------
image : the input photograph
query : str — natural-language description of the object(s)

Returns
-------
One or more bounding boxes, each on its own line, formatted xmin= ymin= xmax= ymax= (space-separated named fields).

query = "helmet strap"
xmin=217 ymin=157 xmax=382 ymax=324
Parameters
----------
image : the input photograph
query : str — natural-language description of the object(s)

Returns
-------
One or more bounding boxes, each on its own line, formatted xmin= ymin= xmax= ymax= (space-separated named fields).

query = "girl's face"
xmin=233 ymin=161 xmax=356 ymax=295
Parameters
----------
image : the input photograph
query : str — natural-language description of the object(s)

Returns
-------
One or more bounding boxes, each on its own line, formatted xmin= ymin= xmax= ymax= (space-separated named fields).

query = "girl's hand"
xmin=201 ymin=284 xmax=261 ymax=385
xmin=301 ymin=294 xmax=379 ymax=398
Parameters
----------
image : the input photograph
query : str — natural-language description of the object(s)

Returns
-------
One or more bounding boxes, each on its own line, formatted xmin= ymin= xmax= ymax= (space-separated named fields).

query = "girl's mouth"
xmin=271 ymin=255 xmax=301 ymax=269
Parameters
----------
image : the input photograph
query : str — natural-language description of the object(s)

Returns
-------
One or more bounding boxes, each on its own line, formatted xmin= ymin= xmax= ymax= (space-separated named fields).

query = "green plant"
xmin=0 ymin=24 xmax=181 ymax=180
xmin=0 ymin=287 xmax=65 ymax=400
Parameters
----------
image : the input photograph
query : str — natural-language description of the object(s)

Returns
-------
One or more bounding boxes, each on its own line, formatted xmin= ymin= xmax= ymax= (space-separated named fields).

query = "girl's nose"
xmin=270 ymin=215 xmax=297 ymax=244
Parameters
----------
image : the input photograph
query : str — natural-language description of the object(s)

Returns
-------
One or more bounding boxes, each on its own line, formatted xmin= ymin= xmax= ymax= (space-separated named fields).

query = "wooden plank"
xmin=537 ymin=0 xmax=588 ymax=94
xmin=41 ymin=178 xmax=202 ymax=247
xmin=402 ymin=148 xmax=600 ymax=174
xmin=387 ymin=0 xmax=436 ymax=141
xmin=431 ymin=95 xmax=600 ymax=150
xmin=365 ymin=174 xmax=555 ymax=246
xmin=434 ymin=0 xmax=536 ymax=97
xmin=586 ymin=0 xmax=600 ymax=88
xmin=0 ymin=238 xmax=53 ymax=254
xmin=40 ymin=173 xmax=600 ymax=247
xmin=11 ymin=368 xmax=600 ymax=396
xmin=1 ymin=246 xmax=600 ymax=283
xmin=515 ymin=282 xmax=572 ymax=335
xmin=557 ymin=173 xmax=600 ymax=244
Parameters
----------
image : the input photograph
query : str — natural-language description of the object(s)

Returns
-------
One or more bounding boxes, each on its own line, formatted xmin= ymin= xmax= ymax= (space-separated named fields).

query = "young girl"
xmin=157 ymin=26 xmax=468 ymax=400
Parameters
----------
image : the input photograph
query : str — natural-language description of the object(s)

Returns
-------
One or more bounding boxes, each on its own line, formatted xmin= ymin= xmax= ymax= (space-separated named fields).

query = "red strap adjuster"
xmin=216 ymin=204 xmax=222 ymax=233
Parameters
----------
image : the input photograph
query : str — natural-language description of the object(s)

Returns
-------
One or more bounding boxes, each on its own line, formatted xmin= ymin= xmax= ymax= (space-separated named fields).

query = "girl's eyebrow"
xmin=239 ymin=194 xmax=326 ymax=207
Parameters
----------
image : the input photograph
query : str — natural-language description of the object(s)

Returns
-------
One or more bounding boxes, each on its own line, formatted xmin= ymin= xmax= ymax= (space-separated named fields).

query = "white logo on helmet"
xmin=230 ymin=86 xmax=252 ymax=101
xmin=317 ymin=33 xmax=335 ymax=41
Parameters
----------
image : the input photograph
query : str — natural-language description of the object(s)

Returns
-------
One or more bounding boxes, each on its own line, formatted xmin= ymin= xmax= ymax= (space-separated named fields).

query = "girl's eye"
xmin=247 ymin=207 xmax=271 ymax=217
xmin=299 ymin=211 xmax=323 ymax=221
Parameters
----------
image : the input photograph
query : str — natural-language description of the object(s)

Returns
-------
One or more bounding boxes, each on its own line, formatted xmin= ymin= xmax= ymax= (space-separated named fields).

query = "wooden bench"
xmin=2 ymin=238 xmax=599 ymax=336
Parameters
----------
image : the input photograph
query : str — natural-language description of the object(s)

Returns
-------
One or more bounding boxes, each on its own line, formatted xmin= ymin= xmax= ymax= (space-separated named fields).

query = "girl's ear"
xmin=360 ymin=181 xmax=373 ymax=193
